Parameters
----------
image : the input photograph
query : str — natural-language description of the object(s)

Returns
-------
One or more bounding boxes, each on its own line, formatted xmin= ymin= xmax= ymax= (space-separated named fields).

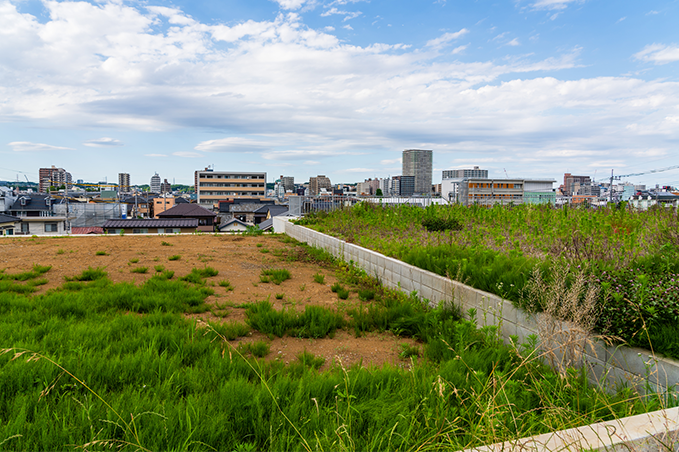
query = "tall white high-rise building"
xmin=150 ymin=173 xmax=161 ymax=193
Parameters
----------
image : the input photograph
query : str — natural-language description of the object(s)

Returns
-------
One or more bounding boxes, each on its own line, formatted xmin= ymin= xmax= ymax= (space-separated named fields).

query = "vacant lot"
xmin=0 ymin=233 xmax=415 ymax=369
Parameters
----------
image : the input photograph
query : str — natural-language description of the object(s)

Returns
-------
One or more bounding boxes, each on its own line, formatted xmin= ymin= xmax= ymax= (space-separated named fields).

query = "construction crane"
xmin=595 ymin=164 xmax=679 ymax=202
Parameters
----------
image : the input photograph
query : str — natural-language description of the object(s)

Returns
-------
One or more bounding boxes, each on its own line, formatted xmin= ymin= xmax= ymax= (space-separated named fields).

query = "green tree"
xmin=375 ymin=188 xmax=383 ymax=197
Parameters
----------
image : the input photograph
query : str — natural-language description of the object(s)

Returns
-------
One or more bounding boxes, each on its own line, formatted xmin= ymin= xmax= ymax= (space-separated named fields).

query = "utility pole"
xmin=609 ymin=169 xmax=614 ymax=203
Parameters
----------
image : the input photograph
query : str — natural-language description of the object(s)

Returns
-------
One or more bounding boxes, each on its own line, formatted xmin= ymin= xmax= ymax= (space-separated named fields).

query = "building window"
xmin=158 ymin=228 xmax=165 ymax=234
xmin=45 ymin=222 xmax=58 ymax=232
xmin=132 ymin=228 xmax=148 ymax=234
xmin=21 ymin=223 xmax=29 ymax=233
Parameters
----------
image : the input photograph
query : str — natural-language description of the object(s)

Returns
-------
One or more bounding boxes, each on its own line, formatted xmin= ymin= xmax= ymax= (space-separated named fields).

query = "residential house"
xmin=156 ymin=203 xmax=217 ymax=232
xmin=0 ymin=213 xmax=21 ymax=236
xmin=8 ymin=194 xmax=68 ymax=235
xmin=102 ymin=218 xmax=199 ymax=234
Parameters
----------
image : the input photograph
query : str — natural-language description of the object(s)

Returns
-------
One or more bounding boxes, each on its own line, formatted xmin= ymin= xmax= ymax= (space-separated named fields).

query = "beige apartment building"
xmin=194 ymin=168 xmax=267 ymax=208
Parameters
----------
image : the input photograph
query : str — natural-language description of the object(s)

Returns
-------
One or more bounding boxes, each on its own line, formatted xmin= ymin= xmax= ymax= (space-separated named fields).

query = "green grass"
xmin=245 ymin=300 xmax=345 ymax=338
xmin=181 ymin=267 xmax=219 ymax=284
xmin=259 ymin=269 xmax=291 ymax=285
xmin=168 ymin=254 xmax=181 ymax=261
xmin=64 ymin=267 xmax=107 ymax=282
xmin=239 ymin=340 xmax=271 ymax=358
xmin=129 ymin=258 xmax=139 ymax=264
xmin=275 ymin=293 xmax=284 ymax=300
xmin=95 ymin=250 xmax=108 ymax=256
xmin=0 ymin=264 xmax=52 ymax=282
xmin=337 ymin=288 xmax=350 ymax=300
xmin=219 ymin=280 xmax=235 ymax=291
xmin=161 ymin=241 xmax=173 ymax=246
xmin=154 ymin=265 xmax=165 ymax=273
xmin=131 ymin=266 xmax=149 ymax=274
xmin=0 ymin=257 xmax=669 ymax=451
xmin=313 ymin=273 xmax=325 ymax=284
xmin=297 ymin=350 xmax=325 ymax=369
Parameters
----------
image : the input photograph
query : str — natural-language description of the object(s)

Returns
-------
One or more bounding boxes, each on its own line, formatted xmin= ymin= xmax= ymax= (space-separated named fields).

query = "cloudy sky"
xmin=1 ymin=0 xmax=678 ymax=187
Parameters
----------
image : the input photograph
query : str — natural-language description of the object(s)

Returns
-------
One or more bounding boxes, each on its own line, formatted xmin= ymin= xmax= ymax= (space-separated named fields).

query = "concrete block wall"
xmin=277 ymin=218 xmax=679 ymax=394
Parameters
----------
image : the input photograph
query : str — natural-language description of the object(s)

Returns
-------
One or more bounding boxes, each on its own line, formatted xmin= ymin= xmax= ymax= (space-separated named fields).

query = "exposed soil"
xmin=0 ymin=234 xmax=419 ymax=370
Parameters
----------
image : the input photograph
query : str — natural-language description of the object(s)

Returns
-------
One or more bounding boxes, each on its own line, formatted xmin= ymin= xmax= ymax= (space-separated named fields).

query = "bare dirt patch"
xmin=0 ymin=234 xmax=419 ymax=369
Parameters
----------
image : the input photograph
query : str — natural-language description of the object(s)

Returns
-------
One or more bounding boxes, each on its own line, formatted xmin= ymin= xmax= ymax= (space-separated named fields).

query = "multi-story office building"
xmin=150 ymin=173 xmax=161 ymax=193
xmin=392 ymin=175 xmax=415 ymax=197
xmin=281 ymin=176 xmax=295 ymax=193
xmin=194 ymin=168 xmax=267 ymax=208
xmin=118 ymin=173 xmax=131 ymax=193
xmin=160 ymin=179 xmax=172 ymax=194
xmin=459 ymin=178 xmax=555 ymax=206
xmin=402 ymin=149 xmax=432 ymax=195
xmin=309 ymin=175 xmax=332 ymax=196
xmin=563 ymin=173 xmax=592 ymax=197
xmin=39 ymin=166 xmax=72 ymax=193
xmin=442 ymin=166 xmax=488 ymax=180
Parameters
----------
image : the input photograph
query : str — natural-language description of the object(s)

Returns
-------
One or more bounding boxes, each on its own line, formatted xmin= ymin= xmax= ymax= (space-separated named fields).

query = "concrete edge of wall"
xmin=465 ymin=406 xmax=679 ymax=452
xmin=275 ymin=217 xmax=679 ymax=395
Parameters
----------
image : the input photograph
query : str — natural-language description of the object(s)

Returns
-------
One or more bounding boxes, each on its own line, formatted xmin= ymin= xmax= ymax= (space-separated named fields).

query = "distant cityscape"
xmin=1 ymin=149 xmax=678 ymax=237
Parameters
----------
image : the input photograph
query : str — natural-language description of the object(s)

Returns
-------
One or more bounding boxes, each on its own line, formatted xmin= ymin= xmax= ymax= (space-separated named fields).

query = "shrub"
xmin=337 ymin=288 xmax=350 ymax=300
xmin=330 ymin=282 xmax=342 ymax=293
xmin=313 ymin=273 xmax=325 ymax=284
xmin=260 ymin=269 xmax=291 ymax=285
xmin=161 ymin=241 xmax=173 ymax=246
xmin=154 ymin=265 xmax=165 ymax=273
xmin=95 ymin=250 xmax=108 ymax=256
xmin=65 ymin=267 xmax=107 ymax=282
xmin=129 ymin=258 xmax=139 ymax=264
xmin=168 ymin=255 xmax=181 ymax=261
xmin=275 ymin=293 xmax=284 ymax=300
xmin=131 ymin=267 xmax=149 ymax=274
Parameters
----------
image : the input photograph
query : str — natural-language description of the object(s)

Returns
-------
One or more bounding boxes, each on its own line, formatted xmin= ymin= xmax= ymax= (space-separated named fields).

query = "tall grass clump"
xmin=245 ymin=300 xmax=344 ymax=338
xmin=259 ymin=268 xmax=291 ymax=285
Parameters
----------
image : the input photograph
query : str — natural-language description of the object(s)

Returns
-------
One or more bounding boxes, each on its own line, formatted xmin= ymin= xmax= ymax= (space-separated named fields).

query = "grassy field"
xmin=0 ymin=235 xmax=670 ymax=451
xmin=297 ymin=203 xmax=679 ymax=358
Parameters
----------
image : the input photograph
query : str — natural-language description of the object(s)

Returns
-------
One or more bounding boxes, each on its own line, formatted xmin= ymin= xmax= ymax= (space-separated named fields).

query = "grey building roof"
xmin=157 ymin=203 xmax=216 ymax=218
xmin=102 ymin=218 xmax=199 ymax=228
xmin=0 ymin=213 xmax=21 ymax=224
xmin=10 ymin=195 xmax=52 ymax=212
xmin=254 ymin=205 xmax=289 ymax=216
xmin=258 ymin=218 xmax=274 ymax=231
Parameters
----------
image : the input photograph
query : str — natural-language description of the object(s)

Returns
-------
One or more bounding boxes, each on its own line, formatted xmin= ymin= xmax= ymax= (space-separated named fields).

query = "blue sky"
xmin=1 ymin=0 xmax=678 ymax=187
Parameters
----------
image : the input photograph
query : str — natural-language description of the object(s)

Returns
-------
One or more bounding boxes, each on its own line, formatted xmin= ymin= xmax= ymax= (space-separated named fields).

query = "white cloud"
xmin=194 ymin=138 xmax=270 ymax=153
xmin=172 ymin=151 xmax=203 ymax=158
xmin=634 ymin=44 xmax=679 ymax=65
xmin=506 ymin=38 xmax=520 ymax=46
xmin=451 ymin=44 xmax=468 ymax=55
xmin=426 ymin=29 xmax=469 ymax=49
xmin=616 ymin=17 xmax=626 ymax=24
xmin=343 ymin=24 xmax=353 ymax=30
xmin=646 ymin=10 xmax=659 ymax=15
xmin=380 ymin=158 xmax=401 ymax=165
xmin=83 ymin=137 xmax=123 ymax=147
xmin=531 ymin=0 xmax=584 ymax=10
xmin=321 ymin=7 xmax=362 ymax=20
xmin=271 ymin=0 xmax=309 ymax=10
xmin=2 ymin=0 xmax=679 ymax=185
xmin=8 ymin=141 xmax=75 ymax=152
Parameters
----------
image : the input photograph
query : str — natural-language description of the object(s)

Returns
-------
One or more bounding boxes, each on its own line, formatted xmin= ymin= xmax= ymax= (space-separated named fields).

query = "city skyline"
xmin=1 ymin=0 xmax=678 ymax=187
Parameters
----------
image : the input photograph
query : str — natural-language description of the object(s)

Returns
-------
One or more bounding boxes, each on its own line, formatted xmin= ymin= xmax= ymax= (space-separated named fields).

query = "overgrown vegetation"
xmin=299 ymin=203 xmax=679 ymax=358
xmin=0 ymin=240 xmax=672 ymax=451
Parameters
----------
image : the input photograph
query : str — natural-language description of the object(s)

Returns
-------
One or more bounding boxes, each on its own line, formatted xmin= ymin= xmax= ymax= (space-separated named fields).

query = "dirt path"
xmin=0 ymin=234 xmax=419 ymax=370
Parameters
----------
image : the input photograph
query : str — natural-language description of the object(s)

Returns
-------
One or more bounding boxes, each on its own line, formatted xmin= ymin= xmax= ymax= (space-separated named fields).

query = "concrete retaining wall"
xmin=275 ymin=217 xmax=679 ymax=395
